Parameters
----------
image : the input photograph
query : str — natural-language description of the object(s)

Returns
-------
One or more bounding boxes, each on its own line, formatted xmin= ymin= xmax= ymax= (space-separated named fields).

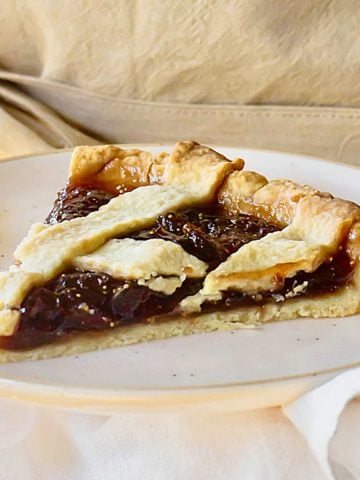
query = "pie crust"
xmin=0 ymin=141 xmax=359 ymax=362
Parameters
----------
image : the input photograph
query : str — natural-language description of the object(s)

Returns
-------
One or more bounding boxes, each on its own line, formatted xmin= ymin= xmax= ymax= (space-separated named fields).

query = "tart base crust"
xmin=1 ymin=268 xmax=358 ymax=364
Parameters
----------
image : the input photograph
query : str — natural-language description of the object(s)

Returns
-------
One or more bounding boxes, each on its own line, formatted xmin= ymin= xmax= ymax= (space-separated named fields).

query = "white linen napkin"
xmin=0 ymin=368 xmax=360 ymax=480
xmin=284 ymin=366 xmax=360 ymax=479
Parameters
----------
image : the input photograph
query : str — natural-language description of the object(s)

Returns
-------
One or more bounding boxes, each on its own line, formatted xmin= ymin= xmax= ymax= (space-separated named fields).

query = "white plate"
xmin=0 ymin=146 xmax=359 ymax=414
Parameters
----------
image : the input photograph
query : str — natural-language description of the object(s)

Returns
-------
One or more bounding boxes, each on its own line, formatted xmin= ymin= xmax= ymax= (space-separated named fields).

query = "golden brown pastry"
xmin=0 ymin=141 xmax=358 ymax=363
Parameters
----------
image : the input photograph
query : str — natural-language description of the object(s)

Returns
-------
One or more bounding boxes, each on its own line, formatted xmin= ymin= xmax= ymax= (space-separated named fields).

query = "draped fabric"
xmin=0 ymin=0 xmax=359 ymax=164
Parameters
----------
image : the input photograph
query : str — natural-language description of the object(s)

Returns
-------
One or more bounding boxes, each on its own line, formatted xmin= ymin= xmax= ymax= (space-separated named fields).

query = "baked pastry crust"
xmin=0 ymin=141 xmax=359 ymax=362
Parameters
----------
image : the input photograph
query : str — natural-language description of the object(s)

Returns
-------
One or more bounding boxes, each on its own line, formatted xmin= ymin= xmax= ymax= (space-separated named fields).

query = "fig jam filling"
xmin=2 ymin=274 xmax=203 ymax=349
xmin=0 ymin=187 xmax=354 ymax=350
xmin=46 ymin=185 xmax=115 ymax=225
xmin=131 ymin=209 xmax=280 ymax=269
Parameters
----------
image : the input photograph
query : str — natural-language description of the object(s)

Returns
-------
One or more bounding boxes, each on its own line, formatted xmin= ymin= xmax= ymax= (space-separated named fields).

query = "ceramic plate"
xmin=0 ymin=146 xmax=359 ymax=413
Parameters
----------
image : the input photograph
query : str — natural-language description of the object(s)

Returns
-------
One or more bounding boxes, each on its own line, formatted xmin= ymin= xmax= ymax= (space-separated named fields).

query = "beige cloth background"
xmin=0 ymin=3 xmax=360 ymax=479
xmin=0 ymin=0 xmax=359 ymax=164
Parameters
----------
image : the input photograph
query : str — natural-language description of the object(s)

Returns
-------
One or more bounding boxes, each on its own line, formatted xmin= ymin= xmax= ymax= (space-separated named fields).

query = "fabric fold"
xmin=1 ymin=71 xmax=360 ymax=166
xmin=283 ymin=367 xmax=360 ymax=480
xmin=0 ymin=79 xmax=99 ymax=160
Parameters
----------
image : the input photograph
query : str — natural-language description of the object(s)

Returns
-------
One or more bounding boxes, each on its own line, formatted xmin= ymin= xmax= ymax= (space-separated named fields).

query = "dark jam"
xmin=4 ymin=248 xmax=353 ymax=350
xmin=132 ymin=209 xmax=280 ymax=269
xmin=0 ymin=186 xmax=354 ymax=350
xmin=46 ymin=186 xmax=115 ymax=224
xmin=2 ymin=273 xmax=202 ymax=350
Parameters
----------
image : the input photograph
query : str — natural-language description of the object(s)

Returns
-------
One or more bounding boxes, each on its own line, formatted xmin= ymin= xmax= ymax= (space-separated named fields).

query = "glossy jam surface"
xmin=132 ymin=209 xmax=280 ymax=269
xmin=2 ymin=273 xmax=201 ymax=349
xmin=46 ymin=186 xmax=115 ymax=224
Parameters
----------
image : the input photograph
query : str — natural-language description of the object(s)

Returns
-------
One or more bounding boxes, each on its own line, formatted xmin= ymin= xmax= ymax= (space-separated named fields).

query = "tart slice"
xmin=0 ymin=141 xmax=359 ymax=363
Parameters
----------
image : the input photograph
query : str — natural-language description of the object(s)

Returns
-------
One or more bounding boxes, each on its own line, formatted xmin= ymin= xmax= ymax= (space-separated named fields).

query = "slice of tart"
xmin=0 ymin=141 xmax=359 ymax=362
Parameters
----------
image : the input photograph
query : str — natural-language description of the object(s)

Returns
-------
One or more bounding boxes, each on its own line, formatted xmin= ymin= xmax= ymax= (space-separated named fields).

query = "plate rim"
xmin=0 ymin=146 xmax=359 ymax=410
xmin=0 ymin=365 xmax=349 ymax=412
